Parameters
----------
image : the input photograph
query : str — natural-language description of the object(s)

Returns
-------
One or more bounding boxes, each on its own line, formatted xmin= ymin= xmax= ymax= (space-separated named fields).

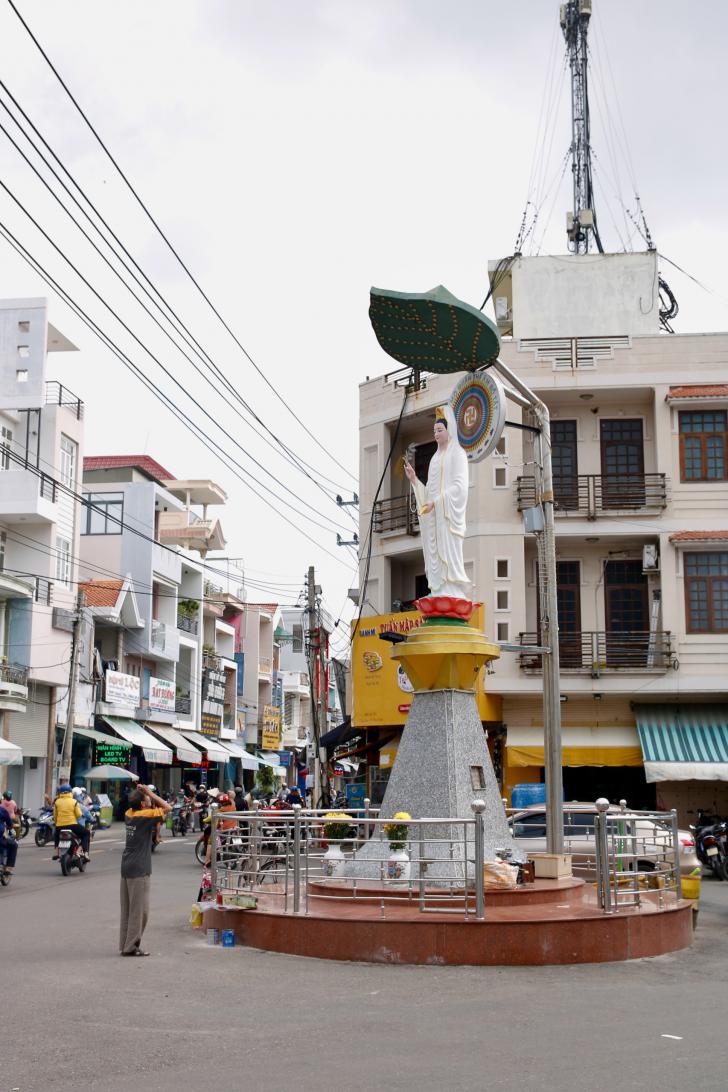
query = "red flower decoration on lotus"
xmin=415 ymin=596 xmax=480 ymax=621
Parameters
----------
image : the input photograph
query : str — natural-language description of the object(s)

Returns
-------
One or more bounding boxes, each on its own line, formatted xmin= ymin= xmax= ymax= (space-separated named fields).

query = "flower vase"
xmin=386 ymin=848 xmax=411 ymax=883
xmin=322 ymin=843 xmax=345 ymax=877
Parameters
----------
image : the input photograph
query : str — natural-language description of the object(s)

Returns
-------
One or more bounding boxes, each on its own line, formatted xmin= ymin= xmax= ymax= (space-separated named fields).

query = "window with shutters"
xmin=684 ymin=552 xmax=728 ymax=633
xmin=679 ymin=411 xmax=728 ymax=482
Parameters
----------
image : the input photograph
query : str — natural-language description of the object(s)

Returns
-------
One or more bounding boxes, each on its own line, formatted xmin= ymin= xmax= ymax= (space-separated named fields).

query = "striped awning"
xmin=634 ymin=704 xmax=728 ymax=782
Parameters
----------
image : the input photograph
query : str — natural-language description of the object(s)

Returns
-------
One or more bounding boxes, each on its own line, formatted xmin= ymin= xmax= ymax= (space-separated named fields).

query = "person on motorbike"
xmin=52 ymin=784 xmax=90 ymax=861
xmin=72 ymin=787 xmax=95 ymax=858
xmin=0 ymin=798 xmax=18 ymax=873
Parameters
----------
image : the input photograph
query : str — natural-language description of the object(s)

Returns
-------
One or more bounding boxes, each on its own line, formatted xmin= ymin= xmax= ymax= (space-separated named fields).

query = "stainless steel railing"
xmin=594 ymin=802 xmax=681 ymax=914
xmin=208 ymin=804 xmax=490 ymax=920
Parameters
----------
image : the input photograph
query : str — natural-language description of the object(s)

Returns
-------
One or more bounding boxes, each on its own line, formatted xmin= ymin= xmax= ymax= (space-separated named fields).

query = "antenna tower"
xmin=560 ymin=0 xmax=603 ymax=254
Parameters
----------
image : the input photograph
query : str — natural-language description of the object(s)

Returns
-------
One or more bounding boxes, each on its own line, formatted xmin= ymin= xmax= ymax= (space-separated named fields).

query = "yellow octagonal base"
xmin=391 ymin=620 xmax=500 ymax=692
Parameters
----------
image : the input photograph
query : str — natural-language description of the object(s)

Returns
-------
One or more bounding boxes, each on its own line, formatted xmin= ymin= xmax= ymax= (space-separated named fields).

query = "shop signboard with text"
xmin=105 ymin=670 xmax=140 ymax=708
xmin=261 ymin=704 xmax=281 ymax=750
xmin=351 ymin=608 xmax=501 ymax=726
xmin=200 ymin=712 xmax=222 ymax=738
xmin=94 ymin=739 xmax=131 ymax=767
xmin=149 ymin=676 xmax=175 ymax=713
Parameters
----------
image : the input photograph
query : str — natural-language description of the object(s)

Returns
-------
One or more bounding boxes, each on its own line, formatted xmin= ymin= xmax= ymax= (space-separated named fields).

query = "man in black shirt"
xmin=119 ymin=785 xmax=171 ymax=957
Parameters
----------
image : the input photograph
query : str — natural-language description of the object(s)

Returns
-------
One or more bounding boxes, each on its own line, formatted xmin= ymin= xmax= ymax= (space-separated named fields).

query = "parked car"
xmin=508 ymin=803 xmax=699 ymax=877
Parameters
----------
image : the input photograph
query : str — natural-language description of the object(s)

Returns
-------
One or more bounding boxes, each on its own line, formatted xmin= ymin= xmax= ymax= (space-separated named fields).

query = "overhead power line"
xmin=6 ymin=0 xmax=357 ymax=485
xmin=0 ymin=77 xmax=357 ymax=516
xmin=0 ymin=214 xmax=352 ymax=565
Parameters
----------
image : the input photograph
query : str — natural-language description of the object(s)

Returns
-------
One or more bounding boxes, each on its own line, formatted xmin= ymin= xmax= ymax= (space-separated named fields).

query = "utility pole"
xmin=57 ymin=590 xmax=85 ymax=789
xmin=306 ymin=566 xmax=322 ymax=807
xmin=492 ymin=358 xmax=564 ymax=854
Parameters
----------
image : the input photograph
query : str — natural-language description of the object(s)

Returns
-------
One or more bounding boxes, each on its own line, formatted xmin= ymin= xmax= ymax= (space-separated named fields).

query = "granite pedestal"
xmin=343 ymin=687 xmax=524 ymax=882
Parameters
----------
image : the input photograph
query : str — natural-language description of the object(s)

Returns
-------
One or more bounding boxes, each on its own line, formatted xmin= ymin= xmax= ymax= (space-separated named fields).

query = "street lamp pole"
xmin=492 ymin=357 xmax=564 ymax=854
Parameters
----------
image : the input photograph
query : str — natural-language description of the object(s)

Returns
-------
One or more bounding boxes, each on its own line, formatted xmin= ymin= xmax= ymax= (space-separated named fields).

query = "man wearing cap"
xmin=119 ymin=785 xmax=171 ymax=956
xmin=52 ymin=784 xmax=90 ymax=861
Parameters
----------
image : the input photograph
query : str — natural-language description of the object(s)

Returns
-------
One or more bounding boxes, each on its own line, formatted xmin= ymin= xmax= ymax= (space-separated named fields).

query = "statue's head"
xmin=434 ymin=407 xmax=449 ymax=446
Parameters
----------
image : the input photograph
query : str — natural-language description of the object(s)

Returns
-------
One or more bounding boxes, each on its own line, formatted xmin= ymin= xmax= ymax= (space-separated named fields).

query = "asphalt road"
xmin=3 ymin=825 xmax=728 ymax=1092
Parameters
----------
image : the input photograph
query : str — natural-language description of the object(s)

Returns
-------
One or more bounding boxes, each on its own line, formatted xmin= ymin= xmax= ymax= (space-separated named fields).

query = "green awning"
xmin=101 ymin=716 xmax=173 ymax=765
xmin=74 ymin=727 xmax=132 ymax=751
xmin=634 ymin=704 xmax=728 ymax=782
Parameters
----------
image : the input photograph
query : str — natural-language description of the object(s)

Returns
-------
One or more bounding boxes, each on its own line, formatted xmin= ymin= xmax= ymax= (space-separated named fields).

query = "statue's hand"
xmin=403 ymin=459 xmax=416 ymax=483
xmin=420 ymin=501 xmax=434 ymax=514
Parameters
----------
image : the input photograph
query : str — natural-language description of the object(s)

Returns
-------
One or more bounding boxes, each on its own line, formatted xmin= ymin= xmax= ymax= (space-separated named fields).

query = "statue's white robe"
xmin=412 ymin=440 xmax=470 ymax=598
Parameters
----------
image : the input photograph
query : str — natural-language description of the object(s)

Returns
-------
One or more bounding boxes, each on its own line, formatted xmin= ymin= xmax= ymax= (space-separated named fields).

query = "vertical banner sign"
xmin=261 ymin=705 xmax=282 ymax=750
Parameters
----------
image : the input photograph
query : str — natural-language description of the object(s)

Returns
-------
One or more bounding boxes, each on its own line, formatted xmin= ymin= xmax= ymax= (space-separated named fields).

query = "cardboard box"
xmin=531 ymin=853 xmax=572 ymax=879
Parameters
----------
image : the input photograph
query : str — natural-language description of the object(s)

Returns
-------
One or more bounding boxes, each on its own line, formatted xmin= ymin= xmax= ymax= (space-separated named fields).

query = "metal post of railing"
xmin=250 ymin=800 xmax=259 ymax=884
xmin=595 ymin=798 xmax=613 ymax=914
xmin=472 ymin=800 xmax=486 ymax=921
xmin=364 ymin=797 xmax=371 ymax=843
xmin=292 ymin=805 xmax=301 ymax=913
xmin=210 ymin=808 xmax=219 ymax=897
xmin=670 ymin=808 xmax=681 ymax=903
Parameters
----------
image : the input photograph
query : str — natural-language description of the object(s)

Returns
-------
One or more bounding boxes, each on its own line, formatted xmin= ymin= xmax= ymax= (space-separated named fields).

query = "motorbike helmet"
xmin=59 ymin=784 xmax=72 ymax=793
xmin=72 ymin=787 xmax=85 ymax=799
xmin=2 ymin=790 xmax=12 ymax=800
xmin=218 ymin=794 xmax=230 ymax=804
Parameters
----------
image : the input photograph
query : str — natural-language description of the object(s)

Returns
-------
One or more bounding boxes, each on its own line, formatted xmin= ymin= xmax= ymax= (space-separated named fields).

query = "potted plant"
xmin=383 ymin=811 xmax=412 ymax=881
xmin=321 ymin=812 xmax=352 ymax=877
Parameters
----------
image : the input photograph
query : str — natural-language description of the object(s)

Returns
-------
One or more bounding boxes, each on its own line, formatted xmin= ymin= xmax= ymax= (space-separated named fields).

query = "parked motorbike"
xmin=57 ymin=827 xmax=88 ymax=876
xmin=691 ymin=810 xmax=728 ymax=880
xmin=34 ymin=807 xmax=54 ymax=847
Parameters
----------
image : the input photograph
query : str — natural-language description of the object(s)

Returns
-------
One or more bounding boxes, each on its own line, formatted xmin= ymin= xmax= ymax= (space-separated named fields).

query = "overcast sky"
xmin=1 ymin=0 xmax=726 ymax=653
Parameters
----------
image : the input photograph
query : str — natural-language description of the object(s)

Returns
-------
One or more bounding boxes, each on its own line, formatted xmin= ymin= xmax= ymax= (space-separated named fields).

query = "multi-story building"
xmin=240 ymin=603 xmax=281 ymax=750
xmin=78 ymin=455 xmax=248 ymax=793
xmin=356 ymin=251 xmax=728 ymax=824
xmin=0 ymin=298 xmax=84 ymax=808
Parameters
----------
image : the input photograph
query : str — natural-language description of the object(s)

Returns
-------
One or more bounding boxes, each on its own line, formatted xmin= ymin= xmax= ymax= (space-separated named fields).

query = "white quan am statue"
xmin=403 ymin=406 xmax=470 ymax=600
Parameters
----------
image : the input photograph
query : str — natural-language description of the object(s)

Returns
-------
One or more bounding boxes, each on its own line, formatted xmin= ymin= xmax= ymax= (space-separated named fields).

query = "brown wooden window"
xmin=684 ymin=551 xmax=728 ymax=633
xmin=679 ymin=410 xmax=728 ymax=482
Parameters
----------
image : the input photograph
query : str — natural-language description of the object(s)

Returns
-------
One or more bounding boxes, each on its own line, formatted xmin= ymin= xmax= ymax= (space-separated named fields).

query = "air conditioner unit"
xmin=642 ymin=544 xmax=660 ymax=572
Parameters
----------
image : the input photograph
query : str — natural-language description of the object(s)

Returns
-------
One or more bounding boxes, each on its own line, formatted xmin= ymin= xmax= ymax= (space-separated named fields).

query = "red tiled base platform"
xmin=202 ymin=879 xmax=693 ymax=966
xmin=307 ymin=876 xmax=584 ymax=908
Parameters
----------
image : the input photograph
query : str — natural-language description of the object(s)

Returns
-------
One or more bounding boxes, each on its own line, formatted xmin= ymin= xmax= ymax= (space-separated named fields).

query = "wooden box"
xmin=531 ymin=853 xmax=572 ymax=879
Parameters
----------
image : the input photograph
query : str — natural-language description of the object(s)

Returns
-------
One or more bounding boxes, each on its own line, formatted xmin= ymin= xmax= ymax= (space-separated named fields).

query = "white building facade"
xmin=357 ymin=253 xmax=728 ymax=824
xmin=0 ymin=298 xmax=84 ymax=808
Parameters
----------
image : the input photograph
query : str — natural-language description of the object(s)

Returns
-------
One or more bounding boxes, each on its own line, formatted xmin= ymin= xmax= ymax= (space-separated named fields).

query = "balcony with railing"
xmin=203 ymin=650 xmax=222 ymax=672
xmin=150 ymin=619 xmax=180 ymax=661
xmin=176 ymin=611 xmax=198 ymax=635
xmin=0 ymin=447 xmax=58 ymax=521
xmin=515 ymin=474 xmax=668 ymax=519
xmin=516 ymin=631 xmax=673 ymax=674
xmin=157 ymin=511 xmax=226 ymax=554
xmin=0 ymin=660 xmax=29 ymax=710
xmin=373 ymin=494 xmax=420 ymax=535
xmin=45 ymin=380 xmax=84 ymax=419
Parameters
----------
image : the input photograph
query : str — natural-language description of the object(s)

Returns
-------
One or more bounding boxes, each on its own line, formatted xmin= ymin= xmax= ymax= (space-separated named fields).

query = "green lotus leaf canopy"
xmin=369 ymin=284 xmax=501 ymax=374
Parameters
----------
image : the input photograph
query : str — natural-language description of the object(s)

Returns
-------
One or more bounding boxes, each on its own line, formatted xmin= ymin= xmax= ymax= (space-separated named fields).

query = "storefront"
xmin=504 ymin=725 xmax=654 ymax=810
xmin=99 ymin=716 xmax=173 ymax=790
xmin=144 ymin=724 xmax=206 ymax=793
xmin=634 ymin=703 xmax=728 ymax=825
xmin=179 ymin=730 xmax=234 ymax=790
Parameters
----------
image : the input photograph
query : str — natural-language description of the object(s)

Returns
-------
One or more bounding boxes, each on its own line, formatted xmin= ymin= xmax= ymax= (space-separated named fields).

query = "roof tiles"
xmin=80 ymin=579 xmax=124 ymax=607
xmin=83 ymin=455 xmax=174 ymax=482
xmin=666 ymin=385 xmax=728 ymax=400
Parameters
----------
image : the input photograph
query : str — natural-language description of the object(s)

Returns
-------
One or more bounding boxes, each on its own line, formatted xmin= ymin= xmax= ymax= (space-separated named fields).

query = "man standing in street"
xmin=119 ymin=784 xmax=171 ymax=957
